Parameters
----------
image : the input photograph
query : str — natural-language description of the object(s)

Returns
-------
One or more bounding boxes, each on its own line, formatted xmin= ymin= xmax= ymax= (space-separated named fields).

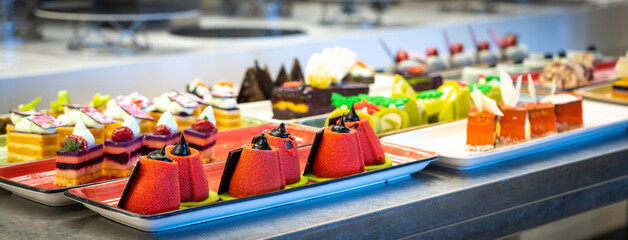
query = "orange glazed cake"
xmin=498 ymin=72 xmax=527 ymax=145
xmin=7 ymin=115 xmax=62 ymax=163
xmin=540 ymin=93 xmax=583 ymax=132
xmin=54 ymin=120 xmax=103 ymax=187
xmin=466 ymin=86 xmax=503 ymax=152
xmin=525 ymin=102 xmax=557 ymax=138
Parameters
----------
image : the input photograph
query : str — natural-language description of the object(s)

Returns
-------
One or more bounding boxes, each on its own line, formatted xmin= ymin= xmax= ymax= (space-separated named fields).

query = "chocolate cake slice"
xmin=271 ymin=83 xmax=369 ymax=120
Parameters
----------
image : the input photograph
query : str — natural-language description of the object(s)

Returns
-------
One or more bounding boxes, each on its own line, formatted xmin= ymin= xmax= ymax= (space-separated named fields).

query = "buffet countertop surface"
xmin=1 ymin=129 xmax=627 ymax=239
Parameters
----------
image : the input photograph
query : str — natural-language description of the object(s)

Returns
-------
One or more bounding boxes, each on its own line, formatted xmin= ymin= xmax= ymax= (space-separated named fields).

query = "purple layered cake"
xmin=55 ymin=144 xmax=103 ymax=187
xmin=183 ymin=128 xmax=217 ymax=163
xmin=142 ymin=131 xmax=180 ymax=154
xmin=103 ymin=136 xmax=142 ymax=177
xmin=271 ymin=83 xmax=369 ymax=120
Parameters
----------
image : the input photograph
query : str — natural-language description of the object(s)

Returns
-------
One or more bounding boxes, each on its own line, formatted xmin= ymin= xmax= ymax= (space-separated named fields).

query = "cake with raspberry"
xmin=303 ymin=117 xmax=365 ymax=181
xmin=183 ymin=107 xmax=218 ymax=163
xmin=165 ymin=135 xmax=210 ymax=203
xmin=218 ymin=135 xmax=286 ymax=199
xmin=102 ymin=116 xmax=144 ymax=178
xmin=466 ymin=86 xmax=503 ymax=152
xmin=264 ymin=123 xmax=302 ymax=185
xmin=540 ymin=93 xmax=582 ymax=132
xmin=56 ymin=104 xmax=114 ymax=146
xmin=118 ymin=148 xmax=181 ymax=215
xmin=7 ymin=114 xmax=62 ymax=163
xmin=142 ymin=111 xmax=181 ymax=154
xmin=54 ymin=120 xmax=104 ymax=187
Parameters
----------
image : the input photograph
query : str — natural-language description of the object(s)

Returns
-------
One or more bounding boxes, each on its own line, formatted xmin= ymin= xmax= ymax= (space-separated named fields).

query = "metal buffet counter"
xmin=1 ymin=128 xmax=627 ymax=239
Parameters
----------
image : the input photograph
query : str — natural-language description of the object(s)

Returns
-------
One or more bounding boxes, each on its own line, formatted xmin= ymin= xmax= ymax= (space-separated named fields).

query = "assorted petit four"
xmin=466 ymin=86 xmax=503 ymax=152
xmin=152 ymin=91 xmax=201 ymax=132
xmin=183 ymin=107 xmax=218 ymax=163
xmin=56 ymin=105 xmax=113 ymax=146
xmin=142 ymin=111 xmax=182 ymax=154
xmin=7 ymin=114 xmax=62 ymax=163
xmin=488 ymin=29 xmax=528 ymax=63
xmin=497 ymin=72 xmax=527 ymax=144
xmin=102 ymin=116 xmax=144 ymax=178
xmin=47 ymin=90 xmax=71 ymax=118
xmin=469 ymin=27 xmax=499 ymax=66
xmin=54 ymin=120 xmax=104 ymax=187
xmin=165 ymin=135 xmax=210 ymax=203
xmin=118 ymin=148 xmax=181 ymax=214
xmin=219 ymin=135 xmax=285 ymax=199
xmin=204 ymin=82 xmax=242 ymax=129
xmin=103 ymin=96 xmax=155 ymax=137
xmin=304 ymin=117 xmax=365 ymax=180
xmin=540 ymin=93 xmax=583 ymax=132
xmin=539 ymin=52 xmax=594 ymax=89
xmin=443 ymin=31 xmax=474 ymax=68
xmin=264 ymin=123 xmax=302 ymax=185
xmin=346 ymin=61 xmax=375 ymax=84
xmin=330 ymin=106 xmax=388 ymax=168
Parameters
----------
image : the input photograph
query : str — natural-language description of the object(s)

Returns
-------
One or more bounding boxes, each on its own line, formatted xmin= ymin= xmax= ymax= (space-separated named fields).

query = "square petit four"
xmin=540 ymin=93 xmax=583 ymax=132
xmin=203 ymin=82 xmax=242 ymax=129
xmin=103 ymin=98 xmax=155 ymax=138
xmin=466 ymin=86 xmax=503 ymax=152
xmin=7 ymin=115 xmax=61 ymax=163
xmin=152 ymin=91 xmax=200 ymax=132
xmin=102 ymin=117 xmax=144 ymax=177
xmin=183 ymin=107 xmax=218 ymax=163
xmin=142 ymin=111 xmax=181 ymax=154
xmin=525 ymin=102 xmax=557 ymax=138
xmin=498 ymin=103 xmax=528 ymax=144
xmin=54 ymin=121 xmax=103 ymax=187
xmin=56 ymin=105 xmax=114 ymax=146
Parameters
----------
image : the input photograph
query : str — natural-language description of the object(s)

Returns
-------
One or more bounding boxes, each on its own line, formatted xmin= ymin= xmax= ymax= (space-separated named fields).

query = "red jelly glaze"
xmin=165 ymin=146 xmax=209 ymax=202
xmin=554 ymin=94 xmax=583 ymax=131
xmin=264 ymin=133 xmax=301 ymax=184
xmin=498 ymin=102 xmax=527 ymax=143
xmin=345 ymin=118 xmax=385 ymax=166
xmin=526 ymin=102 xmax=557 ymax=137
xmin=312 ymin=128 xmax=365 ymax=178
xmin=123 ymin=157 xmax=180 ymax=215
xmin=229 ymin=144 xmax=285 ymax=198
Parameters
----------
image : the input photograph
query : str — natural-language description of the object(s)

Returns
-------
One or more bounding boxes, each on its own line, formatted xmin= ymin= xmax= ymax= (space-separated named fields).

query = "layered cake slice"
xmin=7 ymin=115 xmax=62 ymax=163
xmin=102 ymin=116 xmax=143 ymax=178
xmin=165 ymin=135 xmax=211 ymax=203
xmin=218 ymin=135 xmax=285 ymax=199
xmin=56 ymin=105 xmax=114 ymax=146
xmin=183 ymin=107 xmax=218 ymax=163
xmin=54 ymin=120 xmax=103 ymax=187
xmin=103 ymin=98 xmax=154 ymax=138
xmin=525 ymin=102 xmax=557 ymax=138
xmin=466 ymin=86 xmax=503 ymax=152
xmin=498 ymin=72 xmax=528 ymax=145
xmin=303 ymin=117 xmax=365 ymax=180
xmin=7 ymin=109 xmax=43 ymax=134
xmin=152 ymin=91 xmax=200 ymax=132
xmin=264 ymin=123 xmax=302 ymax=185
xmin=203 ymin=82 xmax=242 ymax=129
xmin=540 ymin=93 xmax=583 ymax=132
xmin=115 ymin=92 xmax=156 ymax=133
xmin=142 ymin=111 xmax=181 ymax=154
xmin=118 ymin=149 xmax=181 ymax=215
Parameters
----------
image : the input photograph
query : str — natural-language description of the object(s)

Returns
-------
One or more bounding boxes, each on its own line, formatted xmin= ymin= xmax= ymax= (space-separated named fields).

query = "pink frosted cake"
xmin=103 ymin=117 xmax=143 ymax=177
xmin=54 ymin=121 xmax=103 ymax=187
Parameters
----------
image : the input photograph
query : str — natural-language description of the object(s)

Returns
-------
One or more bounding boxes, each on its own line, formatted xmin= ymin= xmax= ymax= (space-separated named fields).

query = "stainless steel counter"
xmin=1 ymin=129 xmax=627 ymax=239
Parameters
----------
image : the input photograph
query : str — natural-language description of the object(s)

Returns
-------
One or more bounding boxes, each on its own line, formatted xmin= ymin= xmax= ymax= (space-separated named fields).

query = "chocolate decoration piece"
xmin=331 ymin=115 xmax=351 ymax=133
xmin=344 ymin=105 xmax=360 ymax=123
xmin=303 ymin=129 xmax=324 ymax=174
xmin=252 ymin=135 xmax=272 ymax=150
xmin=148 ymin=146 xmax=173 ymax=162
xmin=170 ymin=134 xmax=191 ymax=156
xmin=269 ymin=122 xmax=290 ymax=138
xmin=275 ymin=64 xmax=289 ymax=87
xmin=290 ymin=58 xmax=305 ymax=83
xmin=217 ymin=148 xmax=243 ymax=194
xmin=118 ymin=156 xmax=142 ymax=209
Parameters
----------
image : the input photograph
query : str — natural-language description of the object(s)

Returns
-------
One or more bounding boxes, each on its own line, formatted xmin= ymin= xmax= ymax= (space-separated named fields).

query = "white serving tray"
xmin=381 ymin=100 xmax=628 ymax=170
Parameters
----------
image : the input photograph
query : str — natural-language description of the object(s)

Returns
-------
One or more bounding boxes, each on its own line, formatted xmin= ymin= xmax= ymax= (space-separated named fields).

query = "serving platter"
xmin=574 ymin=83 xmax=628 ymax=106
xmin=382 ymin=99 xmax=628 ymax=170
xmin=65 ymin=143 xmax=438 ymax=232
xmin=0 ymin=123 xmax=318 ymax=206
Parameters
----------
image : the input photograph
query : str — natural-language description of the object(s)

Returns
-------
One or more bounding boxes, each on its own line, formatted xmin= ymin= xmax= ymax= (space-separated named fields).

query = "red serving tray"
xmin=64 ymin=143 xmax=437 ymax=231
xmin=0 ymin=124 xmax=319 ymax=205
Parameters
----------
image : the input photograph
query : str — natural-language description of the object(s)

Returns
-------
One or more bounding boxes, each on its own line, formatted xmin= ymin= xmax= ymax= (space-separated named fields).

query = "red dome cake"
xmin=165 ymin=135 xmax=209 ymax=202
xmin=340 ymin=105 xmax=385 ymax=166
xmin=264 ymin=123 xmax=301 ymax=184
xmin=219 ymin=135 xmax=285 ymax=199
xmin=304 ymin=117 xmax=364 ymax=179
xmin=118 ymin=148 xmax=180 ymax=215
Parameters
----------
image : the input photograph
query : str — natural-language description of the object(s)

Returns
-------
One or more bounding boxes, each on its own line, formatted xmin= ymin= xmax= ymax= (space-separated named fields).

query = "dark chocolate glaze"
xmin=252 ymin=135 xmax=272 ymax=150
xmin=331 ymin=115 xmax=351 ymax=133
xmin=148 ymin=146 xmax=173 ymax=162
xmin=269 ymin=122 xmax=290 ymax=138
xmin=344 ymin=105 xmax=360 ymax=123
xmin=170 ymin=135 xmax=191 ymax=156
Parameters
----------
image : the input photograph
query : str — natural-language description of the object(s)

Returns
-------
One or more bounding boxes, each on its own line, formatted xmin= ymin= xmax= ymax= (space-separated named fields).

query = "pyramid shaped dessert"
xmin=165 ymin=135 xmax=210 ymax=202
xmin=342 ymin=105 xmax=386 ymax=166
xmin=304 ymin=117 xmax=365 ymax=180
xmin=218 ymin=135 xmax=285 ymax=199
xmin=236 ymin=61 xmax=275 ymax=103
xmin=264 ymin=123 xmax=301 ymax=185
xmin=118 ymin=147 xmax=180 ymax=215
